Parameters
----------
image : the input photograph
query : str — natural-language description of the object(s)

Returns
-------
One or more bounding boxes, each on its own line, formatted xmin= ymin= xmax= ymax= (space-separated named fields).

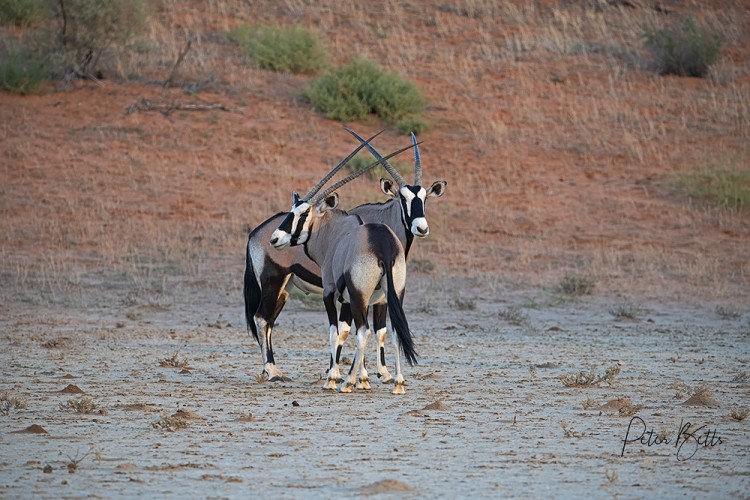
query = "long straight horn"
xmin=302 ymin=129 xmax=385 ymax=202
xmin=412 ymin=132 xmax=422 ymax=186
xmin=344 ymin=127 xmax=408 ymax=187
xmin=310 ymin=141 xmax=421 ymax=205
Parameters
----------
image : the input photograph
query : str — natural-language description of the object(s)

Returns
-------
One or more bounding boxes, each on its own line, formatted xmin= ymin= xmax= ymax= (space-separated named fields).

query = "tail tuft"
xmin=384 ymin=262 xmax=417 ymax=366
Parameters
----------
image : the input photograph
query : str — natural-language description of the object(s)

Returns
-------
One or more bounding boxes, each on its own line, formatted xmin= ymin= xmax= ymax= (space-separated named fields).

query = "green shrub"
xmin=643 ymin=17 xmax=721 ymax=77
xmin=305 ymin=57 xmax=426 ymax=129
xmin=0 ymin=45 xmax=48 ymax=94
xmin=0 ymin=0 xmax=51 ymax=26
xmin=676 ymin=162 xmax=750 ymax=213
xmin=228 ymin=23 xmax=328 ymax=74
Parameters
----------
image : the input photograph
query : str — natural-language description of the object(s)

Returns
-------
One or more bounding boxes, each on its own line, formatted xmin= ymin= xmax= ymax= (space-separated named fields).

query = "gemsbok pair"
xmin=244 ymin=130 xmax=446 ymax=393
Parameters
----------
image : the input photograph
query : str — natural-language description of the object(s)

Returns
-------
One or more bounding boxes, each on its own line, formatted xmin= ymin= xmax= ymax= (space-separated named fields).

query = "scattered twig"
xmin=65 ymin=447 xmax=93 ymax=473
xmin=125 ymin=98 xmax=233 ymax=116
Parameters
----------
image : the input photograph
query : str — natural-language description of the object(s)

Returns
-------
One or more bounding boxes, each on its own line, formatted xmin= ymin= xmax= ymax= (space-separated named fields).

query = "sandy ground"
xmin=1 ymin=278 xmax=748 ymax=499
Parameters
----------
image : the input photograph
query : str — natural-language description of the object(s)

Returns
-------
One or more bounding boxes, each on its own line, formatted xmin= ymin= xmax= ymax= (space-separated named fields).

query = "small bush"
xmin=0 ymin=44 xmax=48 ymax=94
xmin=305 ymin=57 xmax=426 ymax=129
xmin=0 ymin=0 xmax=51 ymax=26
xmin=676 ymin=162 xmax=750 ymax=213
xmin=557 ymin=272 xmax=596 ymax=296
xmin=643 ymin=17 xmax=721 ymax=77
xmin=228 ymin=23 xmax=328 ymax=74
xmin=52 ymin=0 xmax=150 ymax=77
xmin=397 ymin=116 xmax=430 ymax=136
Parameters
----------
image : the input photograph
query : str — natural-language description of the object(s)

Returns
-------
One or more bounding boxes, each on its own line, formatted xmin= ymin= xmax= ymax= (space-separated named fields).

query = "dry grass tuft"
xmin=0 ymin=391 xmax=29 ymax=416
xmin=159 ymin=352 xmax=190 ymax=369
xmin=561 ymin=363 xmax=621 ymax=387
xmin=682 ymin=383 xmax=720 ymax=407
xmin=498 ymin=306 xmax=530 ymax=326
xmin=59 ymin=397 xmax=103 ymax=414
xmin=729 ymin=407 xmax=749 ymax=422
xmin=609 ymin=302 xmax=644 ymax=320
xmin=153 ymin=413 xmax=189 ymax=432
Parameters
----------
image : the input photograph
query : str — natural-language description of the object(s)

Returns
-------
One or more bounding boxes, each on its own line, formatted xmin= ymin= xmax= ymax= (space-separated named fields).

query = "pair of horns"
xmin=303 ymin=129 xmax=421 ymax=206
xmin=307 ymin=139 xmax=420 ymax=206
xmin=345 ymin=128 xmax=422 ymax=187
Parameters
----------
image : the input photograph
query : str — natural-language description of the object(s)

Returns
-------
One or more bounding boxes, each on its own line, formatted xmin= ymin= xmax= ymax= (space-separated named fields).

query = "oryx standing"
xmin=269 ymin=149 xmax=418 ymax=394
xmin=243 ymin=131 xmax=446 ymax=382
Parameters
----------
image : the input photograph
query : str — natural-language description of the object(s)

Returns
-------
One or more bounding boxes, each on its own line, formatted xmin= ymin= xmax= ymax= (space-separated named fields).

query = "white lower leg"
xmin=357 ymin=329 xmax=372 ymax=390
xmin=326 ymin=325 xmax=341 ymax=390
xmin=391 ymin=328 xmax=406 ymax=395
xmin=375 ymin=327 xmax=393 ymax=383
xmin=341 ymin=327 xmax=368 ymax=393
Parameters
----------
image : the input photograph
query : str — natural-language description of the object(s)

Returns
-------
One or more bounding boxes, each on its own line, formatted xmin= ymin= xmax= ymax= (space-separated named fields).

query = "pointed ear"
xmin=317 ymin=192 xmax=339 ymax=213
xmin=426 ymin=180 xmax=447 ymax=198
xmin=380 ymin=178 xmax=398 ymax=198
xmin=292 ymin=192 xmax=301 ymax=205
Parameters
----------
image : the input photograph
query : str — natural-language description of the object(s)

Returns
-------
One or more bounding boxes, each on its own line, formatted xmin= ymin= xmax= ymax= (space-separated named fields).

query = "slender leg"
xmin=253 ymin=275 xmax=289 ymax=382
xmin=323 ymin=292 xmax=340 ymax=390
xmin=341 ymin=324 xmax=369 ymax=393
xmin=340 ymin=297 xmax=370 ymax=393
xmin=372 ymin=303 xmax=393 ymax=383
xmin=356 ymin=328 xmax=372 ymax=390
xmin=390 ymin=322 xmax=406 ymax=395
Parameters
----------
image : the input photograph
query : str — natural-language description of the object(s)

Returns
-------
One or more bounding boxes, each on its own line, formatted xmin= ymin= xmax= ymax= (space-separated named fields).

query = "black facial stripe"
xmin=277 ymin=212 xmax=295 ymax=233
xmin=410 ymin=198 xmax=425 ymax=220
xmin=290 ymin=210 xmax=309 ymax=245
xmin=400 ymin=185 xmax=425 ymax=225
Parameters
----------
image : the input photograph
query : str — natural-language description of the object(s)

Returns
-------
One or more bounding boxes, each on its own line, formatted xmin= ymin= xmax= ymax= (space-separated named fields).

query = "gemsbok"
xmin=243 ymin=130 xmax=446 ymax=384
xmin=269 ymin=148 xmax=419 ymax=394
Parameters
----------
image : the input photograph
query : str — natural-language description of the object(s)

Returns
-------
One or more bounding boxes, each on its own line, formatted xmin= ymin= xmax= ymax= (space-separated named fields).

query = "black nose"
xmin=270 ymin=237 xmax=278 ymax=246
xmin=417 ymin=226 xmax=428 ymax=235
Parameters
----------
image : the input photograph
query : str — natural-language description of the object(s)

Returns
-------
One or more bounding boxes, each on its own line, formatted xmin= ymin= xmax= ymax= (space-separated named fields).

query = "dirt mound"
xmin=60 ymin=384 xmax=84 ymax=394
xmin=13 ymin=424 xmax=48 ymax=434
xmin=359 ymin=479 xmax=414 ymax=495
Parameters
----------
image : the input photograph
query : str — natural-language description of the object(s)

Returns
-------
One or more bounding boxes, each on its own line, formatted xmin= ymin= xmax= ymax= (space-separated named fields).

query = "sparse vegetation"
xmin=498 ymin=305 xmax=529 ymax=326
xmin=305 ymin=57 xmax=426 ymax=131
xmin=560 ymin=363 xmax=621 ymax=387
xmin=643 ymin=17 xmax=721 ymax=78
xmin=0 ymin=391 xmax=29 ymax=415
xmin=153 ymin=413 xmax=188 ymax=431
xmin=557 ymin=272 xmax=596 ymax=297
xmin=0 ymin=44 xmax=48 ymax=94
xmin=729 ymin=407 xmax=749 ymax=422
xmin=609 ymin=302 xmax=643 ymax=320
xmin=59 ymin=397 xmax=100 ymax=414
xmin=159 ymin=352 xmax=190 ymax=369
xmin=675 ymin=162 xmax=750 ymax=213
xmin=0 ymin=0 xmax=51 ymax=26
xmin=227 ymin=23 xmax=329 ymax=74
xmin=449 ymin=295 xmax=476 ymax=311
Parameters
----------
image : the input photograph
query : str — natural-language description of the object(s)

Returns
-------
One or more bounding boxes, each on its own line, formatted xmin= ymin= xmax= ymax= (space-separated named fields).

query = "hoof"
xmin=357 ymin=378 xmax=371 ymax=390
xmin=380 ymin=376 xmax=394 ymax=384
xmin=392 ymin=383 xmax=405 ymax=395
xmin=323 ymin=378 xmax=338 ymax=391
xmin=268 ymin=375 xmax=291 ymax=382
xmin=339 ymin=383 xmax=354 ymax=393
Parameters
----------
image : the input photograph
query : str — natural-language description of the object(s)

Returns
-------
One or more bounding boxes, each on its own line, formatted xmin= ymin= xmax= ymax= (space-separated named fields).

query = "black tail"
xmin=243 ymin=238 xmax=260 ymax=344
xmin=384 ymin=261 xmax=417 ymax=366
